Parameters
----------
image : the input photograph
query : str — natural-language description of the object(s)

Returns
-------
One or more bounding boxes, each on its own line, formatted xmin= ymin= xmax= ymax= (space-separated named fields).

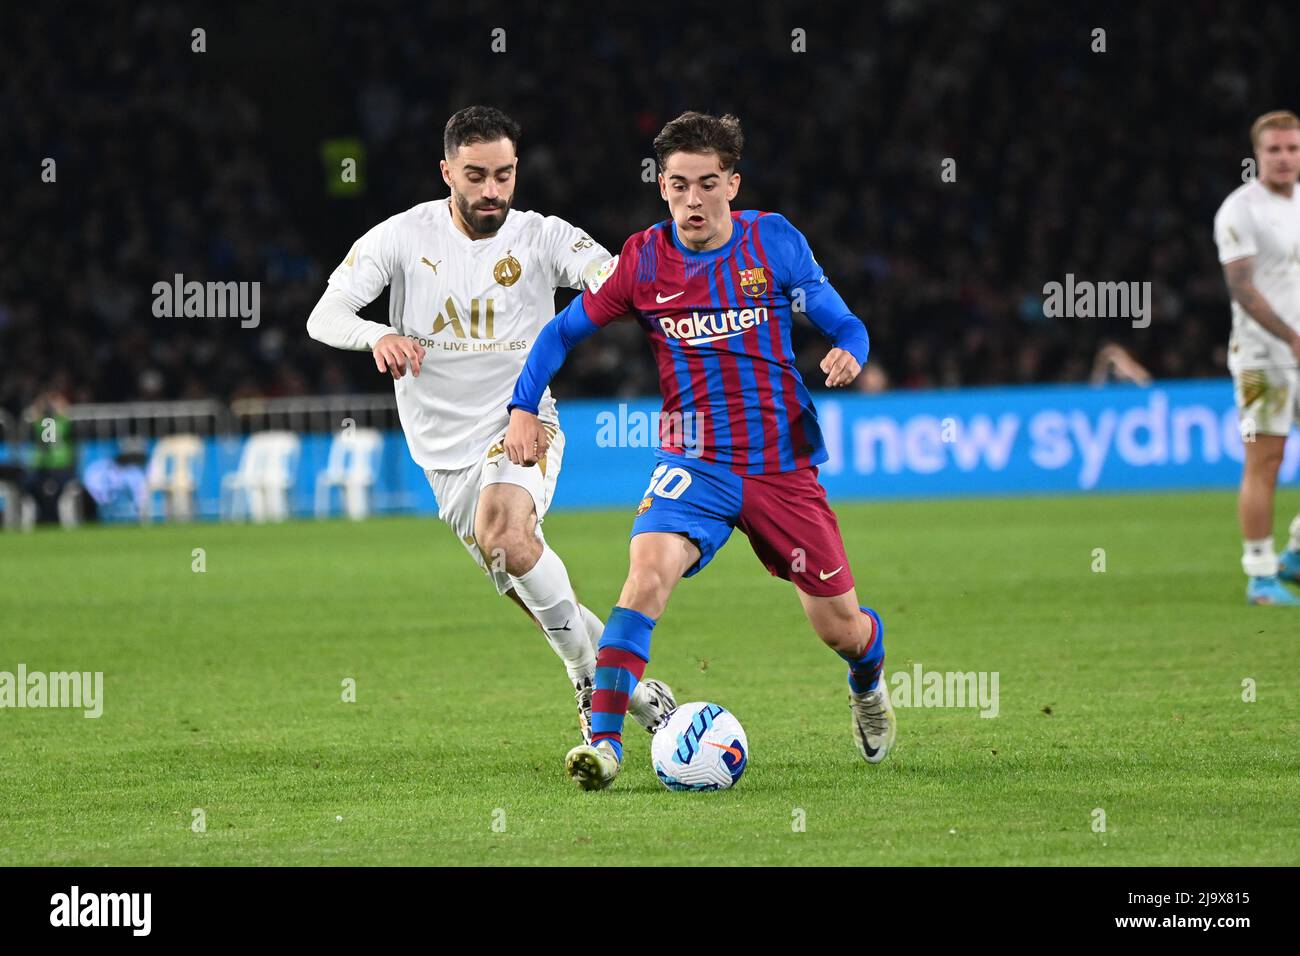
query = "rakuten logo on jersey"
xmin=659 ymin=307 xmax=769 ymax=345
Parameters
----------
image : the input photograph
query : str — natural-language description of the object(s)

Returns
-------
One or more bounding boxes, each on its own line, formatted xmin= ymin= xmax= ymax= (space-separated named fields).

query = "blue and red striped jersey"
xmin=511 ymin=210 xmax=869 ymax=474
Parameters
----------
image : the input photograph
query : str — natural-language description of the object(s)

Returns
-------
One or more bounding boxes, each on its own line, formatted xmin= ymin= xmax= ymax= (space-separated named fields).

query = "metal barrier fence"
xmin=56 ymin=394 xmax=399 ymax=441
xmin=2 ymin=395 xmax=410 ymax=528
xmin=66 ymin=400 xmax=234 ymax=441
xmin=229 ymin=394 xmax=399 ymax=434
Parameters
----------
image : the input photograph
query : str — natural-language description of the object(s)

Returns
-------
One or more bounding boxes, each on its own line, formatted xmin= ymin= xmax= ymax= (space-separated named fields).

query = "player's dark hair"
xmin=443 ymin=106 xmax=521 ymax=157
xmin=653 ymin=111 xmax=744 ymax=172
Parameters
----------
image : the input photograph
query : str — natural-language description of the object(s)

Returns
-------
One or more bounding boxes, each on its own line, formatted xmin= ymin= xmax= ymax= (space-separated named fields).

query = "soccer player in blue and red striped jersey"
xmin=505 ymin=112 xmax=896 ymax=789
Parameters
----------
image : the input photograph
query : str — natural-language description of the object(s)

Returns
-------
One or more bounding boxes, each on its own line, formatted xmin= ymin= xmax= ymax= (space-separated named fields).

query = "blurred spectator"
xmin=1091 ymin=342 xmax=1154 ymax=387
xmin=4 ymin=2 xmax=1297 ymax=415
xmin=22 ymin=386 xmax=77 ymax=523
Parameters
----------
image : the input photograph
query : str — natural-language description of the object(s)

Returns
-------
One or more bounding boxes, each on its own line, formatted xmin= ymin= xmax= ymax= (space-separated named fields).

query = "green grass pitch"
xmin=1 ymin=490 xmax=1297 ymax=866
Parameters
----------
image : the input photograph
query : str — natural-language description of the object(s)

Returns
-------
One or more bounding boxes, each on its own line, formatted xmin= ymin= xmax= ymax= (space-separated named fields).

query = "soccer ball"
xmin=651 ymin=701 xmax=748 ymax=791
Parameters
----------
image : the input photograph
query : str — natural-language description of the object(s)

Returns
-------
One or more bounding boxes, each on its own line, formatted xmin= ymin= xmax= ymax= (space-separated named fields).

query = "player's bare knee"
xmin=473 ymin=515 xmax=502 ymax=553
xmin=1246 ymin=449 xmax=1285 ymax=470
xmin=619 ymin=564 xmax=673 ymax=617
xmin=506 ymin=538 xmax=543 ymax=576
xmin=474 ymin=521 xmax=539 ymax=576
xmin=1245 ymin=438 xmax=1286 ymax=469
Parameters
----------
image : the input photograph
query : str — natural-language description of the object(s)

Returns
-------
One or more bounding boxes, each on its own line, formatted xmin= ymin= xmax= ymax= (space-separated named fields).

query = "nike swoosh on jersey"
xmin=683 ymin=330 xmax=747 ymax=345
xmin=819 ymin=566 xmax=843 ymax=581
xmin=655 ymin=291 xmax=685 ymax=303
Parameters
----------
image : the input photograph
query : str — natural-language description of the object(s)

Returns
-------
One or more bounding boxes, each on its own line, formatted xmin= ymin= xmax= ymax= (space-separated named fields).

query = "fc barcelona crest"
xmin=738 ymin=267 xmax=767 ymax=297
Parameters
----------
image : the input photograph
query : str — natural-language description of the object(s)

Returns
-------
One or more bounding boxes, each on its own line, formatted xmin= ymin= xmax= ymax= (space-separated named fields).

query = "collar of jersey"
xmin=669 ymin=216 xmax=744 ymax=261
xmin=1251 ymin=180 xmax=1298 ymax=204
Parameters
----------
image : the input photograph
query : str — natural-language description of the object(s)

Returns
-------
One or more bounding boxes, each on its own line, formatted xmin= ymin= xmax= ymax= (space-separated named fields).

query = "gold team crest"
xmin=738 ymin=267 xmax=767 ymax=297
xmin=494 ymin=251 xmax=522 ymax=287
xmin=635 ymin=496 xmax=653 ymax=516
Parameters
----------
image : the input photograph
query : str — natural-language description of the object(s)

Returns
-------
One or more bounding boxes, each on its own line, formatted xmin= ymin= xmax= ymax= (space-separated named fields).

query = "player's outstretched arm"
xmin=308 ymin=219 xmax=429 ymax=378
xmin=769 ymin=215 xmax=870 ymax=387
xmin=307 ymin=287 xmax=425 ymax=379
xmin=307 ymin=286 xmax=397 ymax=350
xmin=504 ymin=296 xmax=602 ymax=465
xmin=801 ymin=283 xmax=869 ymax=387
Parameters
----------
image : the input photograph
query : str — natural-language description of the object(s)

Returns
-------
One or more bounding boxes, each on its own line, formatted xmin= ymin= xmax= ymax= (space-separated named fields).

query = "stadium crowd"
xmin=3 ymin=1 xmax=1294 ymax=419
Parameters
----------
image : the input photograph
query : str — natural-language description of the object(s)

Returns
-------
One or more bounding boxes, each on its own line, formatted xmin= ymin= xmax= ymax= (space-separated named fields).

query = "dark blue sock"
xmin=838 ymin=606 xmax=885 ymax=693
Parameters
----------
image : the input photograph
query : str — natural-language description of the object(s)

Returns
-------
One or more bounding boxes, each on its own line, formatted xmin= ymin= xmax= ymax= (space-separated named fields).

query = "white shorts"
xmin=1232 ymin=367 xmax=1300 ymax=437
xmin=424 ymin=422 xmax=564 ymax=595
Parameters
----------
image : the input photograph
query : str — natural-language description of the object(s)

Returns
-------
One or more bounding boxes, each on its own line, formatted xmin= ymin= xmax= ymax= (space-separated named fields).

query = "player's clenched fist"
xmin=504 ymin=408 xmax=550 ymax=466
xmin=820 ymin=347 xmax=861 ymax=387
xmin=373 ymin=333 xmax=425 ymax=379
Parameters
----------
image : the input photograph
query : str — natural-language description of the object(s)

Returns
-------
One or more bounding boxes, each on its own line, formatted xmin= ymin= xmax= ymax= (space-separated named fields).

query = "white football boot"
xmin=565 ymin=740 xmax=621 ymax=791
xmin=850 ymin=680 xmax=898 ymax=764
xmin=628 ymin=678 xmax=677 ymax=734
xmin=572 ymin=675 xmax=594 ymax=745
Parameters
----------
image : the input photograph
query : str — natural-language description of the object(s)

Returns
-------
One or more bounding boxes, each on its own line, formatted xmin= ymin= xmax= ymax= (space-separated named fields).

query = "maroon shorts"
xmin=737 ymin=466 xmax=856 ymax=597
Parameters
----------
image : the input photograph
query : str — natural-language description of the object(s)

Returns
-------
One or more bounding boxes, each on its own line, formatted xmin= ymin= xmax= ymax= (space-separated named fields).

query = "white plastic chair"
xmin=221 ymin=431 xmax=301 ymax=523
xmin=145 ymin=434 xmax=204 ymax=522
xmin=314 ymin=427 xmax=382 ymax=520
xmin=57 ymin=479 xmax=84 ymax=528
xmin=0 ymin=480 xmax=22 ymax=531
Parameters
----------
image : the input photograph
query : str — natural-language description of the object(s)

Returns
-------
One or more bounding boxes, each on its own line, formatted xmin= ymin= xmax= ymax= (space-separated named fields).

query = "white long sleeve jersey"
xmin=308 ymin=198 xmax=610 ymax=469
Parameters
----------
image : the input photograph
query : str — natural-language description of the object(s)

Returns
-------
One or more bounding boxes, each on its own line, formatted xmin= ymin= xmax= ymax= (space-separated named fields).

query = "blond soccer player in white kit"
xmin=307 ymin=107 xmax=676 ymax=732
xmin=1213 ymin=109 xmax=1300 ymax=605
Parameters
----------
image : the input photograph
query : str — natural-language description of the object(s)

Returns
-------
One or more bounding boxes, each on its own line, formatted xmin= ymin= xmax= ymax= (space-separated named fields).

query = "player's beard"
xmin=454 ymin=191 xmax=512 ymax=238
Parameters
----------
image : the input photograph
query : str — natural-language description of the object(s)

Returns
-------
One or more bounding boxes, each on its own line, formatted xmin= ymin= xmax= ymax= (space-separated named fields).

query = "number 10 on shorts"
xmin=643 ymin=464 xmax=693 ymax=500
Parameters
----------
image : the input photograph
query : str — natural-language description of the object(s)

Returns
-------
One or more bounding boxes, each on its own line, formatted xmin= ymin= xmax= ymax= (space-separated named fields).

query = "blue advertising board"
xmin=69 ymin=380 xmax=1298 ymax=521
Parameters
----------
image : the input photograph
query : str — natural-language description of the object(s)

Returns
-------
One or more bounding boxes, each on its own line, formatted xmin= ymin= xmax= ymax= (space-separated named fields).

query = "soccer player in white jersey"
xmin=307 ymin=106 xmax=676 ymax=733
xmin=1213 ymin=109 xmax=1300 ymax=605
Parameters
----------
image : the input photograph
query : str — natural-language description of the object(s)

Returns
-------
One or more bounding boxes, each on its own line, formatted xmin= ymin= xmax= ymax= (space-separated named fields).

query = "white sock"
xmin=1287 ymin=515 xmax=1300 ymax=554
xmin=579 ymin=605 xmax=604 ymax=657
xmin=1242 ymin=537 xmax=1278 ymax=578
xmin=510 ymin=547 xmax=596 ymax=681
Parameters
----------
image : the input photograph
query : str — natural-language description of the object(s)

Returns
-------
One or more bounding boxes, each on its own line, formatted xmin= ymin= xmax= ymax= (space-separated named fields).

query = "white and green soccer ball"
xmin=651 ymin=701 xmax=748 ymax=791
